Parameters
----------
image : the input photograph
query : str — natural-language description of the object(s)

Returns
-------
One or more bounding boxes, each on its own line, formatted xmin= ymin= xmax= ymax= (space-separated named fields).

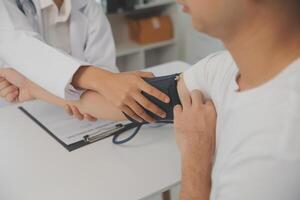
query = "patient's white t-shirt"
xmin=183 ymin=51 xmax=300 ymax=200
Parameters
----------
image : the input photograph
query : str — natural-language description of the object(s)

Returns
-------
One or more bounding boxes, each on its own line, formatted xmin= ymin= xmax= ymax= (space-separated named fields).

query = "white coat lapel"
xmin=70 ymin=0 xmax=88 ymax=61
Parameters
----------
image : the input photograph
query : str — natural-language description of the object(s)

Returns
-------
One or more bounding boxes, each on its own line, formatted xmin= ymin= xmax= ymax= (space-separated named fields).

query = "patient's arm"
xmin=74 ymin=90 xmax=125 ymax=120
xmin=28 ymin=79 xmax=126 ymax=121
xmin=70 ymin=74 xmax=188 ymax=122
xmin=4 ymin=66 xmax=188 ymax=121
xmin=30 ymin=75 xmax=190 ymax=122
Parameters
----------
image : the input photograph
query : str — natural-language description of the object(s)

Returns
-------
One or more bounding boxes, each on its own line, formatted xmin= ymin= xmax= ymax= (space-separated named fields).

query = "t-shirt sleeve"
xmin=183 ymin=51 xmax=236 ymax=101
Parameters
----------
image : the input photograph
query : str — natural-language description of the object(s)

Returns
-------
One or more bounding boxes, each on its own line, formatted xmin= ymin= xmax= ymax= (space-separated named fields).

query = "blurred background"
xmin=97 ymin=0 xmax=224 ymax=70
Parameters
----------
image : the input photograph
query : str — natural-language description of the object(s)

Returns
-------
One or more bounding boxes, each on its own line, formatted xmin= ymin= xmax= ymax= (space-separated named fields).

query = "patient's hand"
xmin=66 ymin=90 xmax=125 ymax=121
xmin=0 ymin=68 xmax=34 ymax=102
xmin=64 ymin=104 xmax=97 ymax=121
xmin=174 ymin=76 xmax=216 ymax=200
xmin=0 ymin=77 xmax=19 ymax=102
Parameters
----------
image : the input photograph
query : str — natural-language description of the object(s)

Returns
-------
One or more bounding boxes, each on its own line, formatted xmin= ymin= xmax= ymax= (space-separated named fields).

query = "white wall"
xmin=177 ymin=11 xmax=224 ymax=65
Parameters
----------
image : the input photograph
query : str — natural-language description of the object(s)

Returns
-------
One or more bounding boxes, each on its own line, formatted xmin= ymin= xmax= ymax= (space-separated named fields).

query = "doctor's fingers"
xmin=139 ymin=80 xmax=170 ymax=104
xmin=135 ymin=71 xmax=155 ymax=78
xmin=122 ymin=98 xmax=156 ymax=123
xmin=126 ymin=99 xmax=156 ymax=123
xmin=133 ymin=93 xmax=166 ymax=118
xmin=121 ymin=106 xmax=143 ymax=123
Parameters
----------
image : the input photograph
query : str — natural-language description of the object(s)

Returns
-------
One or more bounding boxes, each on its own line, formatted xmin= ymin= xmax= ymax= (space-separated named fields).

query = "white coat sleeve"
xmin=84 ymin=0 xmax=119 ymax=73
xmin=0 ymin=0 xmax=83 ymax=99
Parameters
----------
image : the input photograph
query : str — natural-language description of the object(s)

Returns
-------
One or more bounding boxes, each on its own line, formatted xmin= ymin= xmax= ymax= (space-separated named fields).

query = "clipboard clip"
xmin=83 ymin=124 xmax=125 ymax=143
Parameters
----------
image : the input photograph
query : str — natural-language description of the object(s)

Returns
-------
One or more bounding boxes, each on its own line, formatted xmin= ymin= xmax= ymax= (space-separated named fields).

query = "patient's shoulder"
xmin=191 ymin=50 xmax=237 ymax=78
xmin=183 ymin=51 xmax=237 ymax=106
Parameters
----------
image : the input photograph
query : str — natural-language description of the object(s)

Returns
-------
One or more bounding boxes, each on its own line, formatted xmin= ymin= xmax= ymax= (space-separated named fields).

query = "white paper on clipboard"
xmin=20 ymin=100 xmax=126 ymax=145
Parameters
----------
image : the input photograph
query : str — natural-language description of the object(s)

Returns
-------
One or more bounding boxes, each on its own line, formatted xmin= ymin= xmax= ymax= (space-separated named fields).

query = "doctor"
xmin=0 ymin=0 xmax=117 ymax=111
xmin=0 ymin=0 xmax=169 ymax=123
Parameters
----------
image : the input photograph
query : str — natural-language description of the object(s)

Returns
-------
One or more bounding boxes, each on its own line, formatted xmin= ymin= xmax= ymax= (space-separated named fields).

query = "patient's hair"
xmin=275 ymin=0 xmax=300 ymax=21
xmin=286 ymin=0 xmax=300 ymax=16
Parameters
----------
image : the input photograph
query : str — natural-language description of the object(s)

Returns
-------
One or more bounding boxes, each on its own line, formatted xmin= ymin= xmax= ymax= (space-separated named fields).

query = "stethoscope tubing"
xmin=16 ymin=0 xmax=37 ymax=15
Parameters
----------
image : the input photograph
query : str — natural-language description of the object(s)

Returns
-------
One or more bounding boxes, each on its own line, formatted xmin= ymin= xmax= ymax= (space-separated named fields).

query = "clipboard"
xmin=18 ymin=104 xmax=138 ymax=152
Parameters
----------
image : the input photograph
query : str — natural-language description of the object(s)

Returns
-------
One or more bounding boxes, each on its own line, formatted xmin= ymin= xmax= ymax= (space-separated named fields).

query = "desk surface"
xmin=0 ymin=61 xmax=190 ymax=200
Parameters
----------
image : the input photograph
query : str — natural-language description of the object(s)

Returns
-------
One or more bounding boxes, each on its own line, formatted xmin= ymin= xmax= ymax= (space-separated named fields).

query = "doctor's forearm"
xmin=71 ymin=65 xmax=111 ymax=91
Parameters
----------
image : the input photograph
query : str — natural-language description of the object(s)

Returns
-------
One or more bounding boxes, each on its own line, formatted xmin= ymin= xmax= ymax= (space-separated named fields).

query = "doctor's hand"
xmin=109 ymin=71 xmax=171 ymax=123
xmin=73 ymin=67 xmax=170 ymax=123
xmin=0 ymin=68 xmax=34 ymax=103
xmin=100 ymin=71 xmax=170 ymax=123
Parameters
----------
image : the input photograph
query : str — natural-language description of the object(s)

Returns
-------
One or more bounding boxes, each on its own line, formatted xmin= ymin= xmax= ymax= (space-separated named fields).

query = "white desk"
xmin=0 ymin=61 xmax=191 ymax=200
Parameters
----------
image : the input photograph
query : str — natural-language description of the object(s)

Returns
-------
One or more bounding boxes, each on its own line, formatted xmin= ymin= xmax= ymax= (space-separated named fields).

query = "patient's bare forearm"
xmin=75 ymin=91 xmax=125 ymax=121
xmin=28 ymin=80 xmax=125 ymax=121
xmin=28 ymin=80 xmax=66 ymax=107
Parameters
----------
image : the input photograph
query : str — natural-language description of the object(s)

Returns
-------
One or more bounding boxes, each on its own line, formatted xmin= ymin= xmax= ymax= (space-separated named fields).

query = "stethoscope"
xmin=16 ymin=0 xmax=37 ymax=16
xmin=16 ymin=0 xmax=40 ymax=32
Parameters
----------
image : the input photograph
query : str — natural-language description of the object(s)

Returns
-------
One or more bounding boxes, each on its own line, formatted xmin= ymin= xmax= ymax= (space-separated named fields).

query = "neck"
xmin=53 ymin=0 xmax=64 ymax=10
xmin=223 ymin=13 xmax=300 ymax=91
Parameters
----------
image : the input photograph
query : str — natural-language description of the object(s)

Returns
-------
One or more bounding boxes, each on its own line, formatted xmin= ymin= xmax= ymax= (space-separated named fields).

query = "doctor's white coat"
xmin=0 ymin=0 xmax=118 ymax=99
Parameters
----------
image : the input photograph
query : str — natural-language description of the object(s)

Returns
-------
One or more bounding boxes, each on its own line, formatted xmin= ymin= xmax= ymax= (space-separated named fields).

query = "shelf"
xmin=134 ymin=0 xmax=176 ymax=10
xmin=103 ymin=0 xmax=176 ymax=14
xmin=116 ymin=39 xmax=176 ymax=57
xmin=108 ymin=1 xmax=179 ymax=71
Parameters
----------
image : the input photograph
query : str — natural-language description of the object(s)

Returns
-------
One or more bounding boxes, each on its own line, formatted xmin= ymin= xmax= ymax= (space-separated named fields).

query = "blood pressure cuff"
xmin=113 ymin=73 xmax=182 ymax=145
xmin=125 ymin=73 xmax=182 ymax=124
